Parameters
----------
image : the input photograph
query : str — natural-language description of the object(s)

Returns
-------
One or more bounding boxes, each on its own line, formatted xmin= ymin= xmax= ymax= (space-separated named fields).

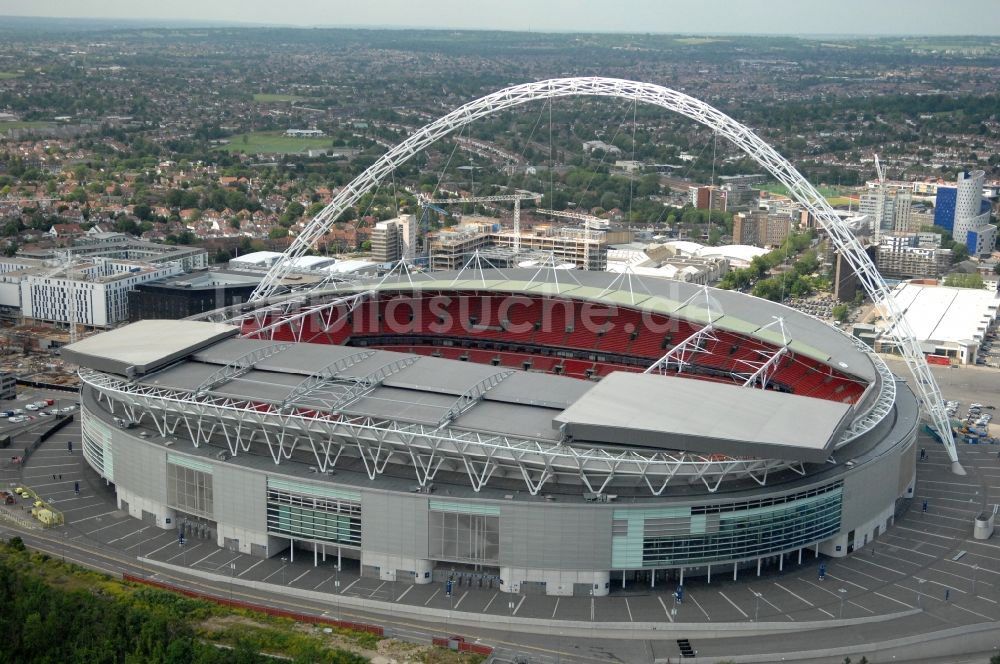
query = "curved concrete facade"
xmin=80 ymin=374 xmax=917 ymax=597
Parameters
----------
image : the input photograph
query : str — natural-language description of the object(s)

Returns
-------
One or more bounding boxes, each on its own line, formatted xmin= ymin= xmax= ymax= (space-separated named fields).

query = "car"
xmin=37 ymin=411 xmax=49 ymax=417
xmin=12 ymin=409 xmax=22 ymax=415
xmin=61 ymin=405 xmax=76 ymax=413
xmin=7 ymin=416 xmax=23 ymax=423
xmin=971 ymin=403 xmax=984 ymax=408
xmin=24 ymin=404 xmax=38 ymax=411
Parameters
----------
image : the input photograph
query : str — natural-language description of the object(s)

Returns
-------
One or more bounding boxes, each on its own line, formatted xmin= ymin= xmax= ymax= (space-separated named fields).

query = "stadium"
xmin=66 ymin=267 xmax=918 ymax=597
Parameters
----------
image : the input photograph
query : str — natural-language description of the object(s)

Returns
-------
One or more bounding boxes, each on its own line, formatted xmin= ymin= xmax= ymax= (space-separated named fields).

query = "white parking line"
xmin=718 ymin=590 xmax=748 ymax=618
xmin=290 ymin=569 xmax=310 ymax=585
xmin=874 ymin=590 xmax=914 ymax=609
xmin=395 ymin=585 xmax=414 ymax=602
xmin=108 ymin=526 xmax=148 ymax=545
xmin=238 ymin=559 xmax=264 ymax=578
xmin=851 ymin=556 xmax=913 ymax=577
xmin=369 ymin=581 xmax=386 ymax=598
xmin=950 ymin=602 xmax=995 ymax=622
xmin=551 ymin=598 xmax=559 ymax=618
xmin=146 ymin=538 xmax=180 ymax=558
xmin=772 ymin=582 xmax=814 ymax=607
xmin=512 ymin=595 xmax=526 ymax=616
xmin=657 ymin=595 xmax=675 ymax=622
xmin=85 ymin=520 xmax=128 ymax=536
xmin=423 ymin=588 xmax=440 ymax=605
xmin=71 ymin=510 xmax=119 ymax=524
xmin=340 ymin=577 xmax=360 ymax=594
xmin=748 ymin=586 xmax=785 ymax=615
xmin=823 ymin=573 xmax=869 ymax=591
xmin=189 ymin=549 xmax=222 ymax=568
xmin=483 ymin=592 xmax=498 ymax=613
xmin=625 ymin=598 xmax=633 ymax=622
xmin=688 ymin=592 xmax=710 ymax=621
xmin=454 ymin=591 xmax=469 ymax=609
xmin=261 ymin=565 xmax=285 ymax=583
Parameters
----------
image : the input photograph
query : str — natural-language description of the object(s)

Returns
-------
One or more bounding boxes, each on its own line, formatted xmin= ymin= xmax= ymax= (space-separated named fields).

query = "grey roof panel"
xmin=62 ymin=320 xmax=238 ymax=376
xmin=484 ymin=371 xmax=595 ymax=409
xmin=452 ymin=401 xmax=563 ymax=441
xmin=553 ymin=372 xmax=853 ymax=462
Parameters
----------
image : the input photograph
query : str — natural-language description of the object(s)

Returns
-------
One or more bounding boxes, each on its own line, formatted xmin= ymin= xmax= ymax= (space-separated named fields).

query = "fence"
xmin=432 ymin=635 xmax=495 ymax=656
xmin=121 ymin=573 xmax=384 ymax=637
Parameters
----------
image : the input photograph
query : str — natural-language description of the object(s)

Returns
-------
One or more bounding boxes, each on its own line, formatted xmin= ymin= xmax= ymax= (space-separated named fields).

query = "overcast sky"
xmin=2 ymin=0 xmax=999 ymax=35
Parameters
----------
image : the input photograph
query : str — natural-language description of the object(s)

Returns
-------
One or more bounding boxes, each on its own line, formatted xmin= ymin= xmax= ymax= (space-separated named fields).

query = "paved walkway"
xmin=3 ymin=388 xmax=1000 ymax=662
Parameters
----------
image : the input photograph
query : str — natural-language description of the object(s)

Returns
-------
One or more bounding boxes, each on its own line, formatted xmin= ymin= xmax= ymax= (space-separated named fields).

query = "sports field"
xmin=0 ymin=120 xmax=51 ymax=130
xmin=214 ymin=131 xmax=333 ymax=154
xmin=253 ymin=93 xmax=309 ymax=103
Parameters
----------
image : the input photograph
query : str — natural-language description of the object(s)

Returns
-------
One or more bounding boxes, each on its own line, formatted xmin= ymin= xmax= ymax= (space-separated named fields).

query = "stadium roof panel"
xmin=553 ymin=372 xmax=853 ymax=463
xmin=62 ymin=320 xmax=238 ymax=376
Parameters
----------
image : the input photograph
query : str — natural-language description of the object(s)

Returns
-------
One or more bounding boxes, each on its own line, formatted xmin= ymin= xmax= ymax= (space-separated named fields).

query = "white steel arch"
xmin=251 ymin=76 xmax=963 ymax=474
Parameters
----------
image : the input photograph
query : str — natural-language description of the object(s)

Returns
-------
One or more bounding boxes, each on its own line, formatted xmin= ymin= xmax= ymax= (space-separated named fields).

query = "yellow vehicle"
xmin=33 ymin=500 xmax=44 ymax=508
xmin=35 ymin=509 xmax=58 ymax=526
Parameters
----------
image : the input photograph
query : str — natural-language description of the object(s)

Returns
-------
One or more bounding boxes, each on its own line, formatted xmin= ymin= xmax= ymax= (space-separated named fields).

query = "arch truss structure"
xmin=249 ymin=76 xmax=962 ymax=474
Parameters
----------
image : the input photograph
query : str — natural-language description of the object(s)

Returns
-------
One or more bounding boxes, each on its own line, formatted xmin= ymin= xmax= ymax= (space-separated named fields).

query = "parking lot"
xmin=3 ymin=379 xmax=1000 ymax=662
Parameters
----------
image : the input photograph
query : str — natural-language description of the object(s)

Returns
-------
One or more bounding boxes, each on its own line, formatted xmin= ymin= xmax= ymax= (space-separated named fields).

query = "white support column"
xmin=757 ymin=558 xmax=762 ymax=576
xmin=798 ymin=548 xmax=803 ymax=565
xmin=733 ymin=562 xmax=738 ymax=581
xmin=707 ymin=564 xmax=712 ymax=584
xmin=679 ymin=568 xmax=684 ymax=585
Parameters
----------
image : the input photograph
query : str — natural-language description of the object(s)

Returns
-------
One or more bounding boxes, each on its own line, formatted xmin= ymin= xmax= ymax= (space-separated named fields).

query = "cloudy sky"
xmin=2 ymin=0 xmax=999 ymax=35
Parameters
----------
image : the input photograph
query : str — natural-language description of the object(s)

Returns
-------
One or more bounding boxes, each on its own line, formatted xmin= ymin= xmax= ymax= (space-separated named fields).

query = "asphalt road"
xmin=3 ymin=384 xmax=1000 ymax=663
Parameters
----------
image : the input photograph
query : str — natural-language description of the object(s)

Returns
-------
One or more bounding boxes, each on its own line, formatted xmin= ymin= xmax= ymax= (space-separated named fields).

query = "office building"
xmin=934 ymin=170 xmax=997 ymax=256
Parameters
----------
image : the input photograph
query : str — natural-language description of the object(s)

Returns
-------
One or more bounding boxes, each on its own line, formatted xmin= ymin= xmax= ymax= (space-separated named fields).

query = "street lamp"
xmin=838 ymin=588 xmax=847 ymax=619
xmin=916 ymin=578 xmax=926 ymax=609
xmin=973 ymin=564 xmax=979 ymax=595
xmin=229 ymin=562 xmax=237 ymax=604
xmin=281 ymin=556 xmax=287 ymax=585
xmin=753 ymin=591 xmax=762 ymax=622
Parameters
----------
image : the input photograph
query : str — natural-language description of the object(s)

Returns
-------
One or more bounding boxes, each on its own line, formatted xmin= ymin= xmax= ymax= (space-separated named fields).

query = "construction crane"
xmin=873 ymin=153 xmax=886 ymax=245
xmin=417 ymin=201 xmax=452 ymax=255
xmin=534 ymin=208 xmax=608 ymax=231
xmin=418 ymin=192 xmax=540 ymax=254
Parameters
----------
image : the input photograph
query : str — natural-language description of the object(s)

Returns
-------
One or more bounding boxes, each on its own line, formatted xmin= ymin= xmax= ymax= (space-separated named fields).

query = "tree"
xmin=993 ymin=263 xmax=1000 ymax=276
xmin=943 ymin=273 xmax=984 ymax=289
xmin=951 ymin=243 xmax=969 ymax=264
xmin=832 ymin=303 xmax=850 ymax=323
xmin=268 ymin=227 xmax=289 ymax=239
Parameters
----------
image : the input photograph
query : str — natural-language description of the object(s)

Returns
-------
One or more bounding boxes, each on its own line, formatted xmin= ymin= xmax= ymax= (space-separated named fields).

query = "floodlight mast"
xmin=249 ymin=77 xmax=963 ymax=475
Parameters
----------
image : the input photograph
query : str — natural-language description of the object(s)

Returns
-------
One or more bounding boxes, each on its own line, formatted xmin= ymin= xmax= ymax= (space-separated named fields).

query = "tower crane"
xmin=418 ymin=191 xmax=540 ymax=254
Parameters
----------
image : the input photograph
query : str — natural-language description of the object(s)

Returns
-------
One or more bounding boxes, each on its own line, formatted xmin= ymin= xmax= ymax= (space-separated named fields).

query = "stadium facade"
xmin=67 ymin=270 xmax=918 ymax=597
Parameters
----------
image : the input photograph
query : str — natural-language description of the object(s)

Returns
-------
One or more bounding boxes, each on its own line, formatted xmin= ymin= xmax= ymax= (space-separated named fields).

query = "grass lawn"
xmin=214 ymin=131 xmax=334 ymax=154
xmin=0 ymin=120 xmax=51 ymax=130
xmin=825 ymin=196 xmax=857 ymax=208
xmin=757 ymin=182 xmax=847 ymax=199
xmin=253 ymin=93 xmax=309 ymax=103
xmin=674 ymin=37 xmax=728 ymax=45
xmin=0 ymin=71 xmax=21 ymax=80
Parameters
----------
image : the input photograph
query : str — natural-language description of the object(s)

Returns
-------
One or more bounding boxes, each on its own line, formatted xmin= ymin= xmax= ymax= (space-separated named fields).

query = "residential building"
xmin=20 ymin=233 xmax=208 ymax=272
xmin=688 ymin=185 xmax=728 ymax=212
xmin=732 ymin=209 xmax=792 ymax=248
xmin=859 ymin=186 xmax=913 ymax=234
xmin=934 ymin=170 xmax=997 ymax=256
xmin=370 ymin=214 xmax=416 ymax=263
xmin=21 ymin=258 xmax=183 ymax=328
xmin=876 ymin=235 xmax=952 ymax=280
